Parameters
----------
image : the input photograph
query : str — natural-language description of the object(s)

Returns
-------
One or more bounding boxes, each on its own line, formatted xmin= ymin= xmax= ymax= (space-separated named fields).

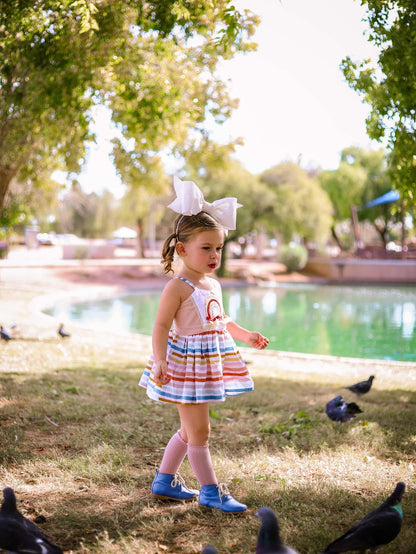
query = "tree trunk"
xmin=136 ymin=218 xmax=146 ymax=258
xmin=400 ymin=200 xmax=406 ymax=260
xmin=372 ymin=221 xmax=388 ymax=249
xmin=331 ymin=226 xmax=345 ymax=251
xmin=0 ymin=167 xmax=14 ymax=213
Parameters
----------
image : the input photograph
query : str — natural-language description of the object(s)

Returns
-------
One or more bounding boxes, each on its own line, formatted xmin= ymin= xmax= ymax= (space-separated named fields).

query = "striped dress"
xmin=138 ymin=276 xmax=254 ymax=404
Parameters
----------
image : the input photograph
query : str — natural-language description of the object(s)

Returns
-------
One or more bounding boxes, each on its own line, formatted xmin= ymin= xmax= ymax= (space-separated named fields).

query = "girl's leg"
xmin=159 ymin=430 xmax=187 ymax=474
xmin=178 ymin=403 xmax=246 ymax=513
xmin=151 ymin=420 xmax=198 ymax=501
xmin=177 ymin=403 xmax=217 ymax=485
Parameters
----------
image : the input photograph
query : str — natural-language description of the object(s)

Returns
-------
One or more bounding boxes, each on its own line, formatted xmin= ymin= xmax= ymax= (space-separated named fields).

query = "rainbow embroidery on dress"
xmin=206 ymin=297 xmax=222 ymax=322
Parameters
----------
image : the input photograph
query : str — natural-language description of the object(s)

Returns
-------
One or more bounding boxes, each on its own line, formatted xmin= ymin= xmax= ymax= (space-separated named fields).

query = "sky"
xmin=75 ymin=0 xmax=381 ymax=196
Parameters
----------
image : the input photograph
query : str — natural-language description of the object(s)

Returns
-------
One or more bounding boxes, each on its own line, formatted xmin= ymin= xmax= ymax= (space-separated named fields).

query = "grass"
xmin=1 ymin=286 xmax=416 ymax=553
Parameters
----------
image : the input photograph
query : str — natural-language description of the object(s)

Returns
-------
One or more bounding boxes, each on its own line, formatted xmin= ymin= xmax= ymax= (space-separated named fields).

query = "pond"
xmin=45 ymin=284 xmax=416 ymax=362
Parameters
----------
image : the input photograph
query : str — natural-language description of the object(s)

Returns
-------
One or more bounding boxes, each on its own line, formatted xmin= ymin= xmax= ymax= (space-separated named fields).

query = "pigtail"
xmin=161 ymin=232 xmax=177 ymax=275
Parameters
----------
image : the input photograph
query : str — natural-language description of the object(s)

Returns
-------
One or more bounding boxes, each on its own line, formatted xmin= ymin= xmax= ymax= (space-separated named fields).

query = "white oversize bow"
xmin=168 ymin=176 xmax=242 ymax=230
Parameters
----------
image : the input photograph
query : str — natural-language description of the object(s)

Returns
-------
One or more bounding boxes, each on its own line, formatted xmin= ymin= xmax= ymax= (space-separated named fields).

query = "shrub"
xmin=279 ymin=243 xmax=308 ymax=272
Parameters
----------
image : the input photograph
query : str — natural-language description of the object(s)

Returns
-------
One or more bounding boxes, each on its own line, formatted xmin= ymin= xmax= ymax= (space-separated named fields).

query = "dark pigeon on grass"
xmin=57 ymin=323 xmax=70 ymax=338
xmin=0 ymin=487 xmax=63 ymax=554
xmin=1 ymin=325 xmax=14 ymax=341
xmin=255 ymin=507 xmax=298 ymax=554
xmin=202 ymin=546 xmax=218 ymax=554
xmin=325 ymin=395 xmax=362 ymax=423
xmin=344 ymin=375 xmax=375 ymax=397
xmin=322 ymin=481 xmax=405 ymax=553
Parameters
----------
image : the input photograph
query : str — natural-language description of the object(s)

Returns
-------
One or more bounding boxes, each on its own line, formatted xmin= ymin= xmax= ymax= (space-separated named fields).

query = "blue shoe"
xmin=151 ymin=470 xmax=199 ymax=501
xmin=199 ymin=483 xmax=247 ymax=512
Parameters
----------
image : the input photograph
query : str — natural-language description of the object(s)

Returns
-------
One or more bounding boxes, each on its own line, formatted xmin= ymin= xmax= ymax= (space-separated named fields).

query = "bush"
xmin=279 ymin=243 xmax=308 ymax=272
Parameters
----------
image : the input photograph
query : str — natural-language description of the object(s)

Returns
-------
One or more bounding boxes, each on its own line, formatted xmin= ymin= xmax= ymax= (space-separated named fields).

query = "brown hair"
xmin=161 ymin=212 xmax=223 ymax=274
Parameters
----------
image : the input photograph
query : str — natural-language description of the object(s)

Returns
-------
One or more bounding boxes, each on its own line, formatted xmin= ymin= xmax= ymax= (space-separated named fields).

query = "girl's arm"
xmin=152 ymin=279 xmax=182 ymax=385
xmin=226 ymin=320 xmax=269 ymax=350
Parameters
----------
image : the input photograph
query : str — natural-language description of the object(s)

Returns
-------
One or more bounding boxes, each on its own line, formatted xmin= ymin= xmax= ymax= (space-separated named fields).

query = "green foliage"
xmin=260 ymin=411 xmax=314 ymax=438
xmin=341 ymin=147 xmax=391 ymax=209
xmin=0 ymin=1 xmax=259 ymax=212
xmin=279 ymin=243 xmax=308 ymax=272
xmin=341 ymin=1 xmax=416 ymax=207
xmin=319 ymin=146 xmax=400 ymax=248
xmin=319 ymin=161 xmax=367 ymax=221
xmin=0 ymin=194 xmax=27 ymax=237
xmin=260 ymin=162 xmax=333 ymax=244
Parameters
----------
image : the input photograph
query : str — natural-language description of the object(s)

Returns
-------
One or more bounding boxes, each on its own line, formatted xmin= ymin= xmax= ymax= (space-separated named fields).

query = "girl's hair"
xmin=161 ymin=212 xmax=223 ymax=274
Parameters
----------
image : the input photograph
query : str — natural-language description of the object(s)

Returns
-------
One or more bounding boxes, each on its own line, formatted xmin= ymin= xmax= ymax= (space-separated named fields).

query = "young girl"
xmin=139 ymin=177 xmax=269 ymax=513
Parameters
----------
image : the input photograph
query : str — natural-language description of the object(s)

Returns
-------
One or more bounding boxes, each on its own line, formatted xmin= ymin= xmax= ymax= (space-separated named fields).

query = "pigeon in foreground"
xmin=1 ymin=325 xmax=14 ymax=341
xmin=344 ymin=375 xmax=375 ymax=397
xmin=325 ymin=395 xmax=362 ymax=422
xmin=202 ymin=546 xmax=218 ymax=554
xmin=255 ymin=507 xmax=298 ymax=554
xmin=0 ymin=487 xmax=63 ymax=553
xmin=322 ymin=481 xmax=405 ymax=553
xmin=57 ymin=323 xmax=70 ymax=338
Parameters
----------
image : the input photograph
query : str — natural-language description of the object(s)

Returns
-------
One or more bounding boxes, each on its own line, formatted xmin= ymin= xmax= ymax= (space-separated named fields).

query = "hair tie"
xmin=168 ymin=235 xmax=177 ymax=248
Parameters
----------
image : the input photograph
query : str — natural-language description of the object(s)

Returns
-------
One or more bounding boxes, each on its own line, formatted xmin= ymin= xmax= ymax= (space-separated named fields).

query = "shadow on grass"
xmin=4 ymin=475 xmax=415 ymax=553
xmin=1 ymin=366 xmax=416 ymax=462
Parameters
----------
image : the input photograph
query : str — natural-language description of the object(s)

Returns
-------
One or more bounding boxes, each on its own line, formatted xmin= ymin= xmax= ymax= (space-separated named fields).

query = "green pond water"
xmin=45 ymin=284 xmax=416 ymax=362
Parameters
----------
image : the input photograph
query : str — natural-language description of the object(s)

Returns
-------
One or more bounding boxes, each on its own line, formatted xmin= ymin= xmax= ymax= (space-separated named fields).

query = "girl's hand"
xmin=247 ymin=332 xmax=269 ymax=350
xmin=153 ymin=360 xmax=171 ymax=386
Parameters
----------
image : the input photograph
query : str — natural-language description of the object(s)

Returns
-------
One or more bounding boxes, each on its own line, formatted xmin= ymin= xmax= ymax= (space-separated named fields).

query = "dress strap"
xmin=177 ymin=277 xmax=195 ymax=289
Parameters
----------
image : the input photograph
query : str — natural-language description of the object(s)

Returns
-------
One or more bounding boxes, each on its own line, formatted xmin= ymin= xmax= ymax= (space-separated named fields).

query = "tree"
xmin=0 ymin=171 xmax=63 ymax=239
xmin=55 ymin=182 xmax=119 ymax=237
xmin=0 ymin=1 xmax=259 ymax=213
xmin=260 ymin=162 xmax=333 ymax=246
xmin=319 ymin=160 xmax=367 ymax=250
xmin=111 ymin=138 xmax=170 ymax=256
xmin=340 ymin=146 xmax=396 ymax=248
xmin=341 ymin=1 xmax=416 ymax=206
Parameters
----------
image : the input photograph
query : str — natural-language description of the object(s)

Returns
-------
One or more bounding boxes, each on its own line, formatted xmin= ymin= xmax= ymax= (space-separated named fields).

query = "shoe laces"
xmin=171 ymin=472 xmax=186 ymax=489
xmin=217 ymin=483 xmax=230 ymax=503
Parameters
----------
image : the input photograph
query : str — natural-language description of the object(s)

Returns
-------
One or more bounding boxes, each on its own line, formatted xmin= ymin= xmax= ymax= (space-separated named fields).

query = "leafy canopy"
xmin=0 ymin=0 xmax=259 ymax=214
xmin=260 ymin=162 xmax=333 ymax=245
xmin=341 ymin=1 xmax=416 ymax=205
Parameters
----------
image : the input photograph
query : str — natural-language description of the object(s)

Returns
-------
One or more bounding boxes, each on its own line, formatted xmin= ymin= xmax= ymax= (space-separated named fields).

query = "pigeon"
xmin=321 ymin=481 xmax=405 ymax=553
xmin=0 ymin=487 xmax=63 ymax=553
xmin=255 ymin=507 xmax=298 ymax=554
xmin=1 ymin=325 xmax=14 ymax=341
xmin=325 ymin=395 xmax=362 ymax=423
xmin=344 ymin=375 xmax=375 ymax=397
xmin=57 ymin=323 xmax=70 ymax=338
xmin=202 ymin=546 xmax=218 ymax=554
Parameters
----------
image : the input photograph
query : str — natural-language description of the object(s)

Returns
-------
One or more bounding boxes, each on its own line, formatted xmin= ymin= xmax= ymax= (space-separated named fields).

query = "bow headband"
xmin=168 ymin=176 xmax=242 ymax=231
